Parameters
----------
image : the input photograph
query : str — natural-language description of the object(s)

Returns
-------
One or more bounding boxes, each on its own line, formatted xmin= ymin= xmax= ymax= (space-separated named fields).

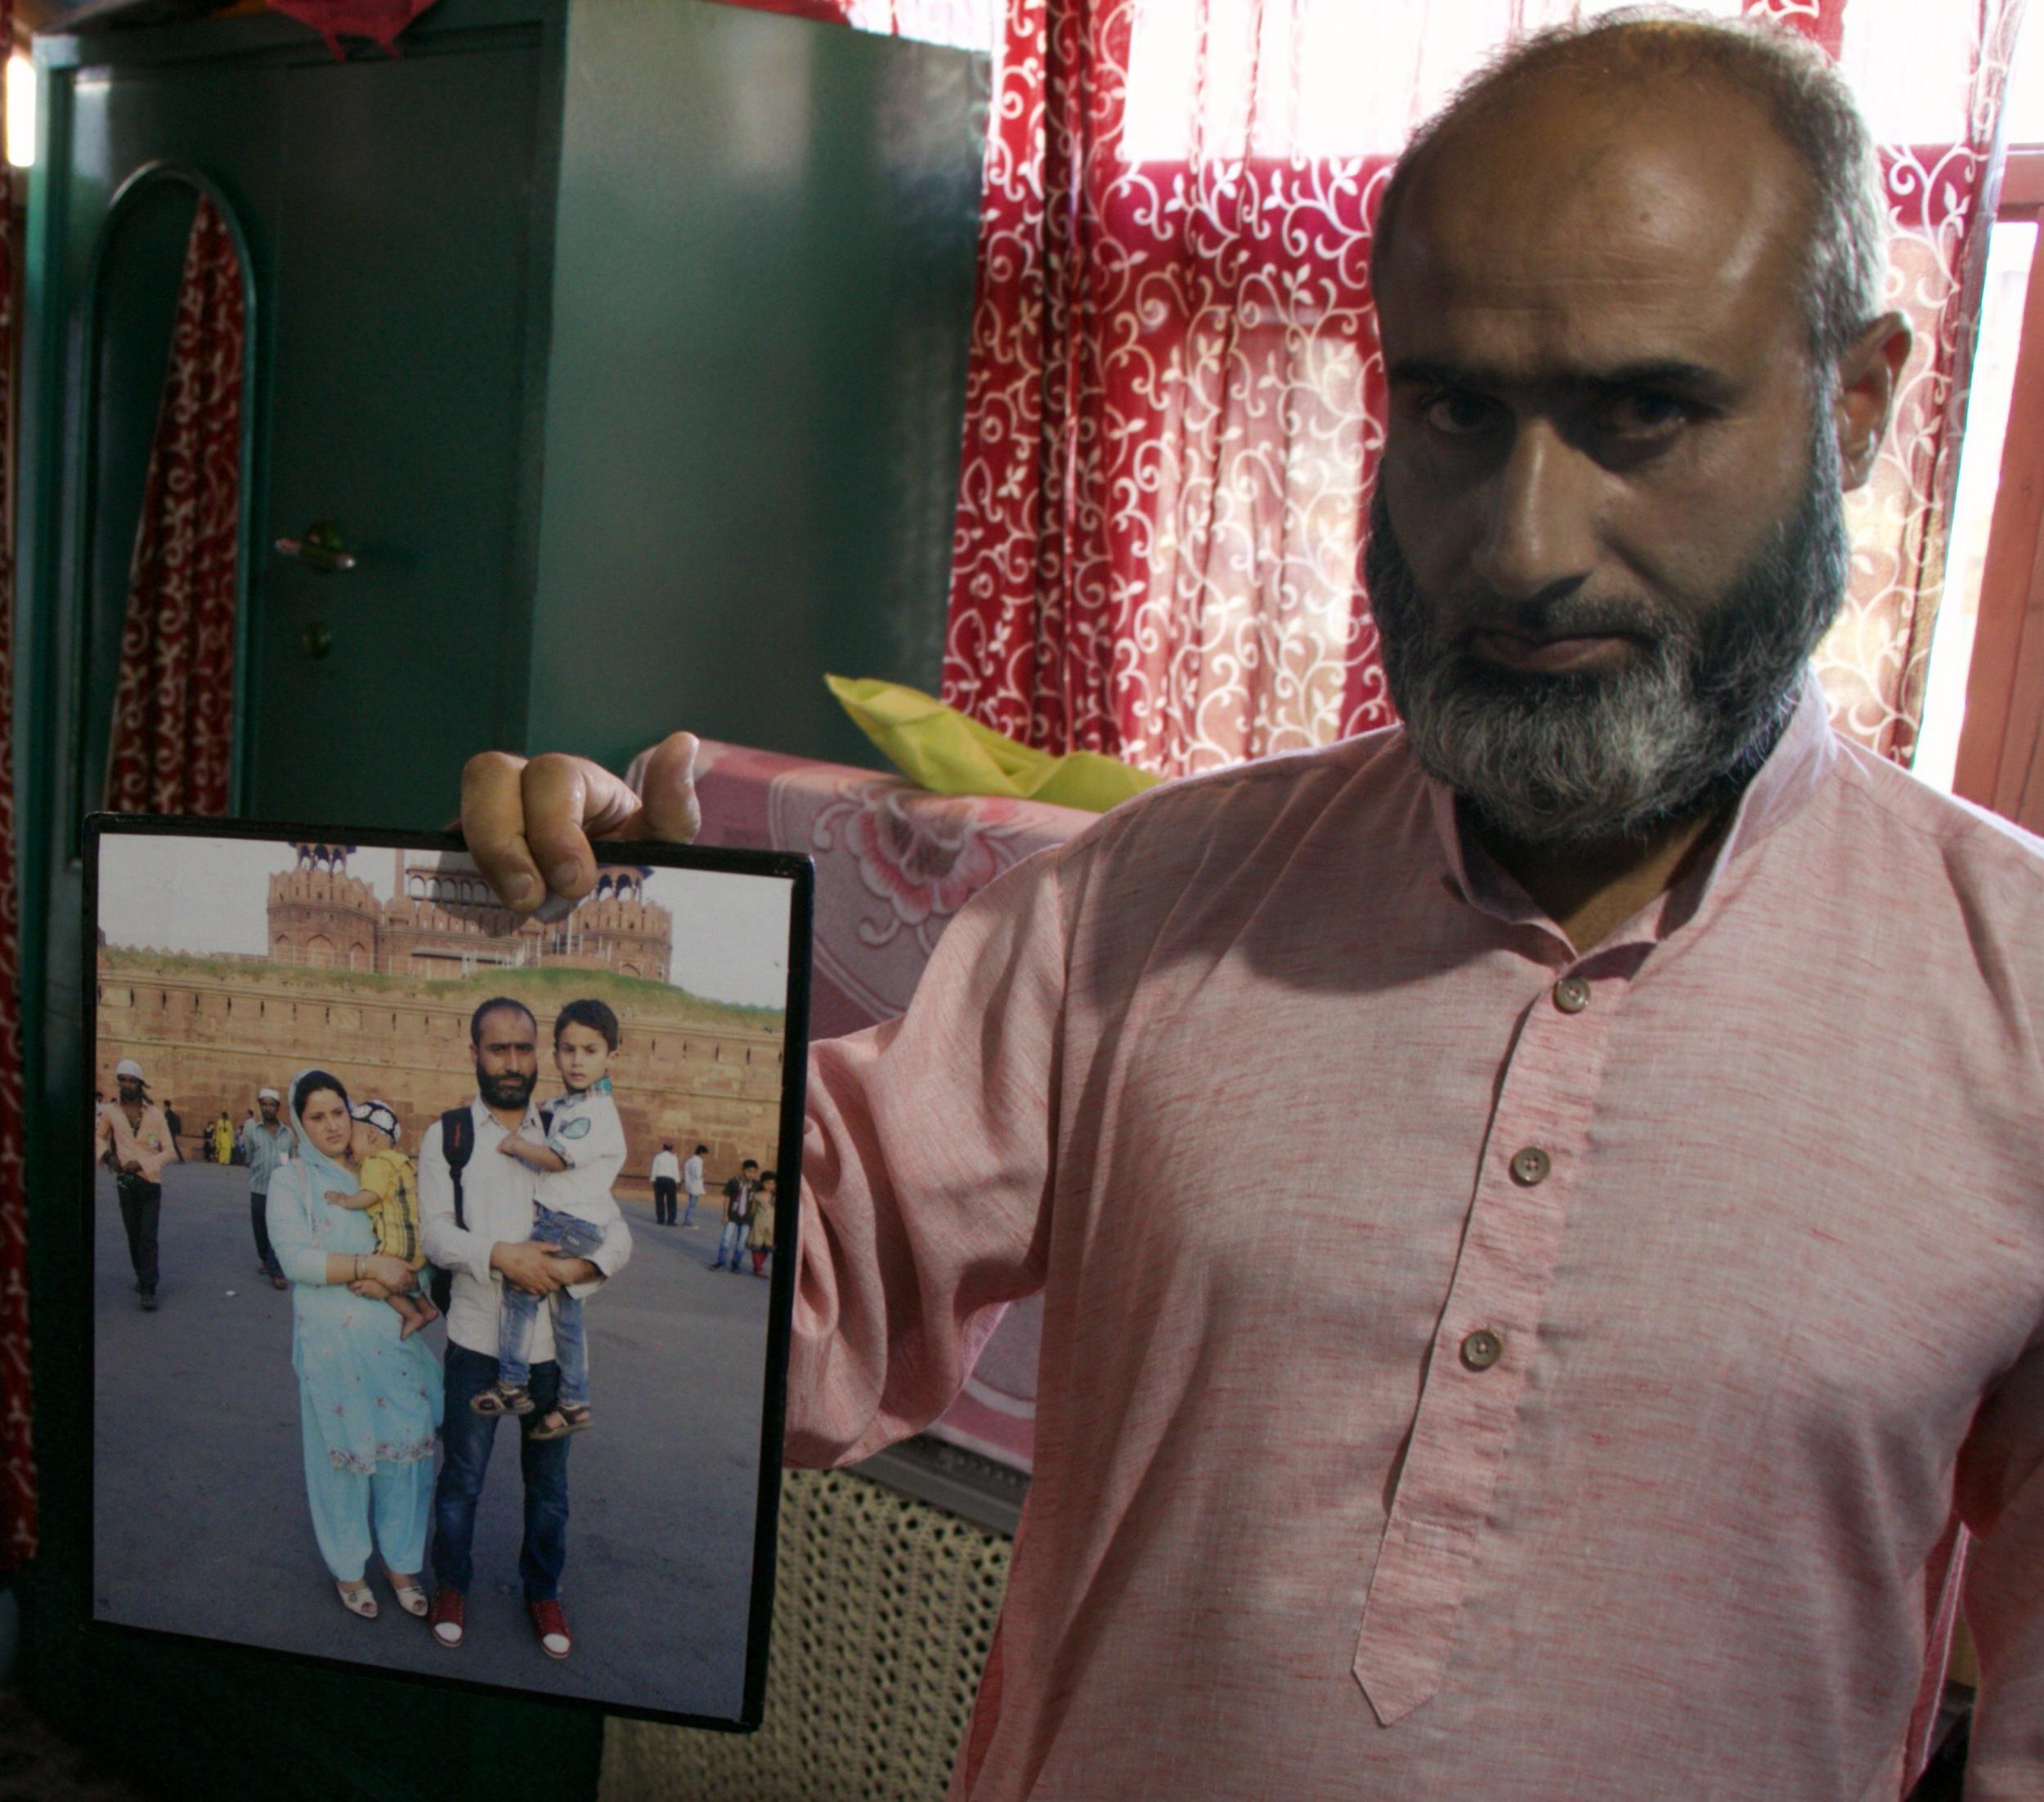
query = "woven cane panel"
xmin=600 ymin=1468 xmax=1012 ymax=1801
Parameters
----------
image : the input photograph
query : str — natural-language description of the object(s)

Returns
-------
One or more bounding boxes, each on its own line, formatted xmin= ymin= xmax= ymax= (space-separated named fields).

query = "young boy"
xmin=476 ymin=997 xmax=630 ymax=1439
xmin=325 ymin=1100 xmax=442 ymax=1340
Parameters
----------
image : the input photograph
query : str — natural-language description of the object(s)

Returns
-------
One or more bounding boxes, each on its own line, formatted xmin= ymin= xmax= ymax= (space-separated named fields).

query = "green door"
xmin=253 ymin=26 xmax=553 ymax=826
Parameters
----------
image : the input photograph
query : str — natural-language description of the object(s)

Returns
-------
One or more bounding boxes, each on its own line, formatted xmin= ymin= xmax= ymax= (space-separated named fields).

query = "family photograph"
xmin=88 ymin=829 xmax=800 ymax=1724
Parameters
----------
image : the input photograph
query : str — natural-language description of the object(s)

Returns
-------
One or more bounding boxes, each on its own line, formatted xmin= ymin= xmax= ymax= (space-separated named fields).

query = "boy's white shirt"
xmin=539 ymin=1087 xmax=627 ymax=1231
xmin=683 ymin=1153 xmax=704 ymax=1193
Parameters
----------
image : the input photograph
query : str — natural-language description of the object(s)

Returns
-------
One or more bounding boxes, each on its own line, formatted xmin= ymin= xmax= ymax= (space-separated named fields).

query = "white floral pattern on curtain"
xmin=941 ymin=0 xmax=2028 ymax=778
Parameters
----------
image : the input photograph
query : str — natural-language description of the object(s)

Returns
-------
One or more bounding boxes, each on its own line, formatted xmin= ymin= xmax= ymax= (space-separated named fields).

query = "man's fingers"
xmin=621 ymin=731 xmax=702 ymax=847
xmin=460 ymin=751 xmax=543 ymax=912
xmin=521 ymin=753 xmax=644 ymax=902
xmin=462 ymin=733 xmax=703 ymax=915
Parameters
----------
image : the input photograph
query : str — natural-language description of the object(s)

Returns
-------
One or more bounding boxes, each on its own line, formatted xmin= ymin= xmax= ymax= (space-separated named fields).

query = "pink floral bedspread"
xmin=630 ymin=737 xmax=1096 ymax=1473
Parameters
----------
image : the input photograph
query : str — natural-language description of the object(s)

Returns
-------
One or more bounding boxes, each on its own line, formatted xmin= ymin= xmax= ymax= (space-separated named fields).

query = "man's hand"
xmin=491 ymin=1239 xmax=585 ymax=1295
xmin=547 ymin=1254 xmax=599 ymax=1286
xmin=459 ymin=732 xmax=700 ymax=916
xmin=121 ymin=1160 xmax=142 ymax=1176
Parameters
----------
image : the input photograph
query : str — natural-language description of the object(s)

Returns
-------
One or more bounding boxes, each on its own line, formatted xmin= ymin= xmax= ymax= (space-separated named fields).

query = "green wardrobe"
xmin=15 ymin=0 xmax=986 ymax=1792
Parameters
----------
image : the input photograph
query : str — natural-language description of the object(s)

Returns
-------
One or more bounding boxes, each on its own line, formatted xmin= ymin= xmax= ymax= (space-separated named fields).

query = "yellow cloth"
xmin=359 ymin=1149 xmax=424 ymax=1269
xmin=826 ymin=675 xmax=1159 ymax=814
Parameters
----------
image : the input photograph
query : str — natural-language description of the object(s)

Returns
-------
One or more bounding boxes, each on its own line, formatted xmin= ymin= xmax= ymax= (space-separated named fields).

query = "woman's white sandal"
xmin=335 ymin=1580 xmax=378 ymax=1620
xmin=388 ymin=1577 xmax=428 ymax=1618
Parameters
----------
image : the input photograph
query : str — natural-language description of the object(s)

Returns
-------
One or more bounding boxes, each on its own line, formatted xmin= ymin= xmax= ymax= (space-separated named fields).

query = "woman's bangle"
xmin=353 ymin=1253 xmax=364 ymax=1281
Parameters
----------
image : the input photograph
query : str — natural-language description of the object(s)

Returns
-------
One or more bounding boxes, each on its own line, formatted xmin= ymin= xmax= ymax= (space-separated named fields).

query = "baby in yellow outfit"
xmin=326 ymin=1099 xmax=440 ymax=1339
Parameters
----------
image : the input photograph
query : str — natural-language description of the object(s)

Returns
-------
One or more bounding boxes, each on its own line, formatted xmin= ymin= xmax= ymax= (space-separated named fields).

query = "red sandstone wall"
xmin=94 ymin=959 xmax=787 ymax=1192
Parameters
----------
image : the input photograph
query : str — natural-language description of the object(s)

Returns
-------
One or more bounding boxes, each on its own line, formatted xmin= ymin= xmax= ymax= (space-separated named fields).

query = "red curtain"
xmin=102 ymin=196 xmax=246 ymax=817
xmin=942 ymin=0 xmax=2027 ymax=777
xmin=0 ymin=0 xmax=31 ymax=1568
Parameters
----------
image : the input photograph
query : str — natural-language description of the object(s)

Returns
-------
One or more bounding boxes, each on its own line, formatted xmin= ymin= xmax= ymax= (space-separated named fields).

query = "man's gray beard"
xmin=1365 ymin=428 xmax=1848 ymax=848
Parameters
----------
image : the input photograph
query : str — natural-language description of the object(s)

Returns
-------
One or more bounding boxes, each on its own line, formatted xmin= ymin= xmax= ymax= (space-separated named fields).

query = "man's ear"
xmin=1833 ymin=310 xmax=1913 ymax=490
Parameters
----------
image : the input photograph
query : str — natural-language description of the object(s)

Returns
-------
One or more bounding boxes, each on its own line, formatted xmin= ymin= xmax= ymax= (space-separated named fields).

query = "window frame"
xmin=1949 ymin=146 xmax=2044 ymax=823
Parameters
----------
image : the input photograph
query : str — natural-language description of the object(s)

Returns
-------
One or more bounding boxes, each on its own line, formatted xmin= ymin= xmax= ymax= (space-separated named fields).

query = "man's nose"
xmin=1467 ymin=420 xmax=1600 ymax=606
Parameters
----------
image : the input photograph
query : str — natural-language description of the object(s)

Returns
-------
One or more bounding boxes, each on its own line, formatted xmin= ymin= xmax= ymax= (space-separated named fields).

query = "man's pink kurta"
xmin=785 ymin=684 xmax=2044 ymax=1801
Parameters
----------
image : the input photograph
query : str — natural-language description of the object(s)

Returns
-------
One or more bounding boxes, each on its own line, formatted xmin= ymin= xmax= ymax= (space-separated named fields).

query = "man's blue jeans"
xmin=681 ymin=1190 xmax=699 ymax=1226
xmin=433 ymin=1342 xmax=570 ymax=1601
xmin=497 ymin=1205 xmax=604 ymax=1405
xmin=715 ymin=1218 xmax=748 ymax=1267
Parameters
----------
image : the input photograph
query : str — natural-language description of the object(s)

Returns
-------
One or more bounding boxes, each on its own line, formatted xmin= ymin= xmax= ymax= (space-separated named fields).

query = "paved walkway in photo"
xmin=92 ymin=1160 xmax=777 ymax=1722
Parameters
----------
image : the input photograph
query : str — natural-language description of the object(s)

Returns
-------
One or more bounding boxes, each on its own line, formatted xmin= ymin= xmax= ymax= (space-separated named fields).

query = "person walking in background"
xmin=681 ymin=1143 xmax=706 ymax=1227
xmin=210 ymin=1112 xmax=234 ymax=1166
xmin=161 ymin=1098 xmax=184 ymax=1162
xmin=94 ymin=1059 xmax=174 ymax=1311
xmin=649 ymin=1141 xmax=680 ymax=1226
xmin=746 ymin=1171 xmax=775 ymax=1278
xmin=244 ymin=1086 xmax=296 ymax=1291
xmin=712 ymin=1160 xmax=757 ymax=1271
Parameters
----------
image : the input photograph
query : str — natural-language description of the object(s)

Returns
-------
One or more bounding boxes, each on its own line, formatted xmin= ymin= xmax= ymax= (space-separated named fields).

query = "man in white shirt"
xmin=649 ymin=1141 xmax=682 ymax=1226
xmin=418 ymin=997 xmax=633 ymax=1661
xmin=681 ymin=1143 xmax=706 ymax=1228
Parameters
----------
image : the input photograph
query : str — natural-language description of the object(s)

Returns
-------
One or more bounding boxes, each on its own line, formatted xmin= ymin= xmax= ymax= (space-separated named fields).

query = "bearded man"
xmin=418 ymin=997 xmax=633 ymax=1661
xmin=455 ymin=13 xmax=2041 ymax=1799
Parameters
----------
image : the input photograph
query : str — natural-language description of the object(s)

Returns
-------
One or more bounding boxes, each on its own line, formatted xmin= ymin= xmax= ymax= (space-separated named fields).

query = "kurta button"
xmin=1460 ymin=1329 xmax=1503 ymax=1370
xmin=1509 ymin=1145 xmax=1551 ymax=1185
xmin=1553 ymin=976 xmax=1590 ymax=1014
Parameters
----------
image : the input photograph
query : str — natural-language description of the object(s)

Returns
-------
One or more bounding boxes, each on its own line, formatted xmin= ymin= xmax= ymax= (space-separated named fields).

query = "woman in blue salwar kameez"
xmin=267 ymin=1069 xmax=443 ymax=1621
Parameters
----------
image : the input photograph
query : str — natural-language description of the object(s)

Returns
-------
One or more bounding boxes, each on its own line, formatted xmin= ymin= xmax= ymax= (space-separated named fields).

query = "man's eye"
xmin=1420 ymin=392 xmax=1496 ymax=437
xmin=1602 ymin=392 xmax=1691 ymax=437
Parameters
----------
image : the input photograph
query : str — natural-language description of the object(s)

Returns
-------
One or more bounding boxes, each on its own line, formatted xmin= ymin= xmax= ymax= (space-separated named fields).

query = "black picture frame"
xmin=81 ymin=814 xmax=813 ymax=1733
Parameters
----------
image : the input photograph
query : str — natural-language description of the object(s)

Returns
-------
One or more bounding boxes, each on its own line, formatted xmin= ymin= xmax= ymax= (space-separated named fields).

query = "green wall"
xmin=527 ymin=0 xmax=987 ymax=773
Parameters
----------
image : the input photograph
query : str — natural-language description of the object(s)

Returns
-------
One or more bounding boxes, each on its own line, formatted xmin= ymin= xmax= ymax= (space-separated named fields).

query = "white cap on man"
xmin=114 ymin=1058 xmax=145 ymax=1082
xmin=258 ymin=1087 xmax=280 ymax=1102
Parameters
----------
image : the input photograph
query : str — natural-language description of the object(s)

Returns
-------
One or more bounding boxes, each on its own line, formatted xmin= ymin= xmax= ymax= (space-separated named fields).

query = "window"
xmin=1916 ymin=20 xmax=2044 ymax=811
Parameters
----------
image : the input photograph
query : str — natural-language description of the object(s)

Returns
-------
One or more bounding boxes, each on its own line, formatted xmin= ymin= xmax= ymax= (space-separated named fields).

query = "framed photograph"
xmin=83 ymin=817 xmax=811 ymax=1730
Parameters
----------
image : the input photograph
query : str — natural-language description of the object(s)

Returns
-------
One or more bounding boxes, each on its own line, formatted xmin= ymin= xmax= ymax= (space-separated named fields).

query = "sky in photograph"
xmin=95 ymin=832 xmax=793 ymax=1008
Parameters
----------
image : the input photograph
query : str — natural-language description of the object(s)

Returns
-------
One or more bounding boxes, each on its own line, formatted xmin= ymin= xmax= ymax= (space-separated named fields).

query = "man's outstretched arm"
xmin=786 ymin=849 xmax=1065 ymax=1468
xmin=459 ymin=732 xmax=1062 ymax=1468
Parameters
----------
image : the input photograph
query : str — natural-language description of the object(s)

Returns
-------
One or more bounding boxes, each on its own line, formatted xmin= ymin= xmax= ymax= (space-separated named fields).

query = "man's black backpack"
xmin=427 ymin=1107 xmax=474 ymax=1314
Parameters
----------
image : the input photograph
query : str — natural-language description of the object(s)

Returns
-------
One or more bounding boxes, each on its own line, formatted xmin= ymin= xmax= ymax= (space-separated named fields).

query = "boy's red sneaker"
xmin=530 ymin=1598 xmax=572 ymax=1661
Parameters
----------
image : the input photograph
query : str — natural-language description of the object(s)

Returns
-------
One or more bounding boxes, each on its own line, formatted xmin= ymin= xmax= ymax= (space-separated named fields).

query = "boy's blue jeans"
xmin=498 ymin=1205 xmax=604 ymax=1406
xmin=716 ymin=1218 xmax=750 ymax=1267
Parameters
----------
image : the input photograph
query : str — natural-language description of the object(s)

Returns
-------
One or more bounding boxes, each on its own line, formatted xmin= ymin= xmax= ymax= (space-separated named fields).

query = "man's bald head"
xmin=1370 ymin=8 xmax=1886 ymax=369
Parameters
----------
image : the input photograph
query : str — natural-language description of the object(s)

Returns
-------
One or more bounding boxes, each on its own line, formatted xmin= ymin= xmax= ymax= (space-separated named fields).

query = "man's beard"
xmin=1365 ymin=423 xmax=1848 ymax=847
xmin=477 ymin=1065 xmax=537 ymax=1110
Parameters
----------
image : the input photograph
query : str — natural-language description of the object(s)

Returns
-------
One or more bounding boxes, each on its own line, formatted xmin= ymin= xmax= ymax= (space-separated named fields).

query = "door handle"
xmin=273 ymin=521 xmax=356 ymax=575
